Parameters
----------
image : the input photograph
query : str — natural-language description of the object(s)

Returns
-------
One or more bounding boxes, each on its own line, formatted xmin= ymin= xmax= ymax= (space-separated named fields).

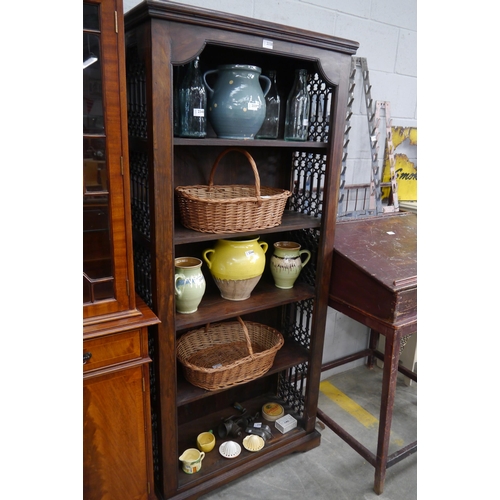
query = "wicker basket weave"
xmin=175 ymin=148 xmax=291 ymax=233
xmin=177 ymin=317 xmax=284 ymax=391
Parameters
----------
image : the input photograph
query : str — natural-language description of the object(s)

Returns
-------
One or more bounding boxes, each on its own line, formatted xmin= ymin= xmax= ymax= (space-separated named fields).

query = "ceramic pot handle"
xmin=202 ymin=248 xmax=215 ymax=269
xmin=300 ymin=249 xmax=311 ymax=268
xmin=174 ymin=273 xmax=186 ymax=297
xmin=203 ymin=69 xmax=218 ymax=96
xmin=260 ymin=74 xmax=272 ymax=97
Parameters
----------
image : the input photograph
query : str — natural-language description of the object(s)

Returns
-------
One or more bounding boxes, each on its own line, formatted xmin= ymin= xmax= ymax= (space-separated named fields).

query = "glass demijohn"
xmin=284 ymin=69 xmax=310 ymax=141
xmin=179 ymin=57 xmax=207 ymax=138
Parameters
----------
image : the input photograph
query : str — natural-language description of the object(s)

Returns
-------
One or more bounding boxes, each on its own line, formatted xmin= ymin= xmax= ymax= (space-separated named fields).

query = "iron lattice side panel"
xmin=127 ymin=49 xmax=151 ymax=240
xmin=278 ymin=362 xmax=309 ymax=415
xmin=278 ymin=297 xmax=315 ymax=415
xmin=289 ymin=151 xmax=326 ymax=218
xmin=277 ymin=151 xmax=325 ymax=416
xmin=133 ymin=242 xmax=153 ymax=309
xmin=126 ymin=49 xmax=152 ymax=302
xmin=134 ymin=239 xmax=162 ymax=486
xmin=307 ymin=72 xmax=332 ymax=143
xmin=126 ymin=46 xmax=164 ymax=488
xmin=132 ymin=235 xmax=160 ymax=484
xmin=126 ymin=51 xmax=148 ymax=140
xmin=130 ymin=151 xmax=151 ymax=241
xmin=147 ymin=318 xmax=161 ymax=485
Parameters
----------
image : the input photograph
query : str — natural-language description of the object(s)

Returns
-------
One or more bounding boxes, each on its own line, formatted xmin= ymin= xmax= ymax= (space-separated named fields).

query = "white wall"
xmin=124 ymin=0 xmax=417 ymax=377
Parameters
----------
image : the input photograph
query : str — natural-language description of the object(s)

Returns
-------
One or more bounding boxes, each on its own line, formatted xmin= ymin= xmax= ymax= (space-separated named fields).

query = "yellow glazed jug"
xmin=203 ymin=236 xmax=268 ymax=301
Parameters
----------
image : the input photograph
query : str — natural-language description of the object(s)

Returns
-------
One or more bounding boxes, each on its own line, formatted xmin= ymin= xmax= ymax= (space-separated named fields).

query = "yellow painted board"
xmin=382 ymin=127 xmax=417 ymax=202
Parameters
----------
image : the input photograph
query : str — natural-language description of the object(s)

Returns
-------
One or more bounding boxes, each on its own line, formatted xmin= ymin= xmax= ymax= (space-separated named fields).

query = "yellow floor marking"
xmin=319 ymin=380 xmax=405 ymax=446
xmin=320 ymin=380 xmax=378 ymax=429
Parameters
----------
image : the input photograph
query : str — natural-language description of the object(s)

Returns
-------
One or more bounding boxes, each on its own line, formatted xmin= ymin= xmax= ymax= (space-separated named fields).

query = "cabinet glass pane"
xmin=83 ymin=2 xmax=114 ymax=306
xmin=83 ymin=33 xmax=103 ymax=134
xmin=83 ymin=3 xmax=100 ymax=31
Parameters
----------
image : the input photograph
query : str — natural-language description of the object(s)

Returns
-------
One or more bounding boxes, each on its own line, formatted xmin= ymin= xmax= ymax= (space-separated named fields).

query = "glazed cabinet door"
xmin=83 ymin=363 xmax=152 ymax=500
xmin=83 ymin=0 xmax=135 ymax=320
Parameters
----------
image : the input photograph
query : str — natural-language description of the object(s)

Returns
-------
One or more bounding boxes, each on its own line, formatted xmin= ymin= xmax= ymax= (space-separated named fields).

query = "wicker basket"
xmin=175 ymin=148 xmax=291 ymax=233
xmin=177 ymin=316 xmax=284 ymax=391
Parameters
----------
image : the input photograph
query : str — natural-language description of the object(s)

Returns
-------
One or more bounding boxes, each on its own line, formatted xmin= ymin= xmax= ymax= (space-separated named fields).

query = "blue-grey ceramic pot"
xmin=203 ymin=64 xmax=271 ymax=139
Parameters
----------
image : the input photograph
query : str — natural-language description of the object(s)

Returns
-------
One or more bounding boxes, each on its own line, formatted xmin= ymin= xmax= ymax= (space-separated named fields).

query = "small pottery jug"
xmin=179 ymin=448 xmax=205 ymax=474
xmin=270 ymin=241 xmax=311 ymax=289
xmin=196 ymin=431 xmax=216 ymax=453
xmin=174 ymin=257 xmax=206 ymax=314
xmin=202 ymin=236 xmax=268 ymax=301
xmin=203 ymin=64 xmax=271 ymax=139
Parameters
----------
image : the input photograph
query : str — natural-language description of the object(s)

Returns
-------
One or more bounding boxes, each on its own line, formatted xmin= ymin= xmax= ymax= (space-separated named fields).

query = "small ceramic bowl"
xmin=197 ymin=431 xmax=216 ymax=453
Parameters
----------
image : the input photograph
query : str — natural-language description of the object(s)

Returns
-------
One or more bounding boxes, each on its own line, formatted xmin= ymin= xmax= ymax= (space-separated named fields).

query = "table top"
xmin=334 ymin=212 xmax=417 ymax=292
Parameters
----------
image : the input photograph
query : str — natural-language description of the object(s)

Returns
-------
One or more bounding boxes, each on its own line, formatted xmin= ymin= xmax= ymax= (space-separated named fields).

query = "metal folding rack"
xmin=338 ymin=57 xmax=399 ymax=218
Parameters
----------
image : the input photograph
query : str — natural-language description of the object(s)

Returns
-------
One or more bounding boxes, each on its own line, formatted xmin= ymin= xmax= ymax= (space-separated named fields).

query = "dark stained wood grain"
xmin=124 ymin=2 xmax=357 ymax=498
xmin=329 ymin=212 xmax=417 ymax=323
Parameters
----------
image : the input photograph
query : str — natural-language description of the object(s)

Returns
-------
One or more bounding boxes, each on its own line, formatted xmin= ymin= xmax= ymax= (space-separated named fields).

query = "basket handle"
xmin=236 ymin=316 xmax=255 ymax=358
xmin=204 ymin=317 xmax=255 ymax=358
xmin=207 ymin=148 xmax=262 ymax=201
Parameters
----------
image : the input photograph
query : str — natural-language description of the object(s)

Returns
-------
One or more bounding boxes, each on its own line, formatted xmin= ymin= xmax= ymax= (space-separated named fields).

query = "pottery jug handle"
xmin=203 ymin=69 xmax=218 ymax=96
xmin=260 ymin=74 xmax=272 ymax=97
xmin=300 ymin=249 xmax=311 ymax=268
xmin=259 ymin=241 xmax=268 ymax=254
xmin=174 ymin=273 xmax=185 ymax=297
xmin=202 ymin=248 xmax=214 ymax=269
xmin=199 ymin=451 xmax=205 ymax=461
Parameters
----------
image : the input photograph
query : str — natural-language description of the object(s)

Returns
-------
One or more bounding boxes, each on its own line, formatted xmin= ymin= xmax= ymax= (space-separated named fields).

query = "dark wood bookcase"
xmin=124 ymin=2 xmax=358 ymax=498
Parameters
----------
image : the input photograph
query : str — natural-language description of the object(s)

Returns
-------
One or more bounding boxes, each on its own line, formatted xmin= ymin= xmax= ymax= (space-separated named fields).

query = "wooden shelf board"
xmin=176 ymin=339 xmax=309 ymax=406
xmin=174 ymin=138 xmax=328 ymax=148
xmin=175 ymin=281 xmax=315 ymax=331
xmin=174 ymin=211 xmax=321 ymax=245
xmin=176 ymin=394 xmax=314 ymax=491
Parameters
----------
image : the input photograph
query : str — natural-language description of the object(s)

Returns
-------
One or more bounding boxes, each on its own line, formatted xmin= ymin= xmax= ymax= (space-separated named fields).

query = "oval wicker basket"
xmin=175 ymin=148 xmax=291 ymax=233
xmin=176 ymin=317 xmax=284 ymax=391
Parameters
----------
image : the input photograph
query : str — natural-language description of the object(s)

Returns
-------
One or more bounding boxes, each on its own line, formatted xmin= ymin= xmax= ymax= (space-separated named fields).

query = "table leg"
xmin=367 ymin=329 xmax=379 ymax=369
xmin=374 ymin=331 xmax=401 ymax=494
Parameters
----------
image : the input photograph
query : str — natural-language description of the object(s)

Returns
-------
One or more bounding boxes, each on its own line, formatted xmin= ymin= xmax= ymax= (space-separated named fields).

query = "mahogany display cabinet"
xmin=124 ymin=1 xmax=358 ymax=498
xmin=83 ymin=0 xmax=159 ymax=498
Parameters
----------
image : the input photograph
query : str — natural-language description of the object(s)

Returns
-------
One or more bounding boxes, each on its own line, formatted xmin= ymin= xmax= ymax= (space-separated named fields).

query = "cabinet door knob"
xmin=83 ymin=352 xmax=92 ymax=364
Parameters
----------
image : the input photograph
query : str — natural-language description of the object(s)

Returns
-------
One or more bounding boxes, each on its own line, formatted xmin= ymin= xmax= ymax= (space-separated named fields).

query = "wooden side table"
xmin=318 ymin=212 xmax=417 ymax=494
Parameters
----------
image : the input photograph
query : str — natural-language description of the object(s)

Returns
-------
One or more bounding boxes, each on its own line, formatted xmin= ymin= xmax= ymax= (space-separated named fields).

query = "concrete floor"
xmin=199 ymin=365 xmax=417 ymax=500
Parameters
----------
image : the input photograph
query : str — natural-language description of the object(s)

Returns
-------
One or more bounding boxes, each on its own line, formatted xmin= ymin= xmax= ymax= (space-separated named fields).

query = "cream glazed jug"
xmin=270 ymin=241 xmax=311 ymax=289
